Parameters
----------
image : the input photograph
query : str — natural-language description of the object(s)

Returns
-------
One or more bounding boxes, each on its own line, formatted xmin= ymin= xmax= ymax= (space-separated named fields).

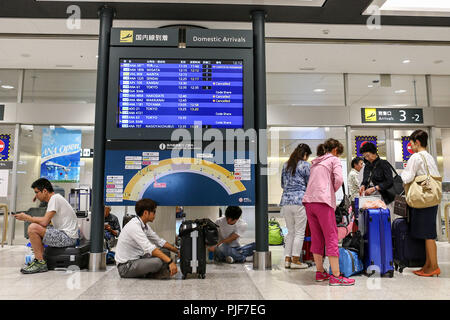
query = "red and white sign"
xmin=0 ymin=140 xmax=5 ymax=153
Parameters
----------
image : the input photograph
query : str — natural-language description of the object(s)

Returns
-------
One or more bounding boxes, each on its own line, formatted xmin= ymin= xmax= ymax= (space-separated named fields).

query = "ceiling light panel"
xmin=36 ymin=0 xmax=326 ymax=6
xmin=367 ymin=0 xmax=450 ymax=17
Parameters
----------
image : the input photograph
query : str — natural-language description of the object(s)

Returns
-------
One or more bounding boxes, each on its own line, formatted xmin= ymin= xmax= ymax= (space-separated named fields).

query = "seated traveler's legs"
xmin=27 ymin=223 xmax=46 ymax=260
xmin=238 ymin=242 xmax=256 ymax=258
xmin=43 ymin=226 xmax=78 ymax=248
xmin=117 ymin=255 xmax=165 ymax=279
xmin=21 ymin=223 xmax=48 ymax=274
xmin=214 ymin=243 xmax=247 ymax=263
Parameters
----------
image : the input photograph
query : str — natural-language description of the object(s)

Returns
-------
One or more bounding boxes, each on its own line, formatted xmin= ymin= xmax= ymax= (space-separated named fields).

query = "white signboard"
xmin=0 ymin=170 xmax=8 ymax=197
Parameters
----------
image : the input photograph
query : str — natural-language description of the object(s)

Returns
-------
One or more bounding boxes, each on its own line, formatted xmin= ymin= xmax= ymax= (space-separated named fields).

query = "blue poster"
xmin=40 ymin=128 xmax=81 ymax=183
xmin=402 ymin=136 xmax=415 ymax=162
xmin=0 ymin=134 xmax=11 ymax=161
xmin=355 ymin=136 xmax=378 ymax=157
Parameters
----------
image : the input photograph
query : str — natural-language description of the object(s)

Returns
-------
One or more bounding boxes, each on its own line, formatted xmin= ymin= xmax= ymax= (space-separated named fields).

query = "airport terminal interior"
xmin=1 ymin=0 xmax=450 ymax=301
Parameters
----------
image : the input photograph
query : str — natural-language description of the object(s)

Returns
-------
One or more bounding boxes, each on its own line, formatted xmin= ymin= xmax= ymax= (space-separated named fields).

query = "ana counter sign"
xmin=362 ymin=108 xmax=423 ymax=124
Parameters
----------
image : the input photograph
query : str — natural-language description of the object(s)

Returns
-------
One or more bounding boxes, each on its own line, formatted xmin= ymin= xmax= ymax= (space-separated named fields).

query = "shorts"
xmin=43 ymin=226 xmax=78 ymax=247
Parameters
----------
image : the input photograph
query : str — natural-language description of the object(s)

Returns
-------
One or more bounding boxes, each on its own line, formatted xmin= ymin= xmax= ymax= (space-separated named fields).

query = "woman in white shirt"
xmin=401 ymin=130 xmax=441 ymax=277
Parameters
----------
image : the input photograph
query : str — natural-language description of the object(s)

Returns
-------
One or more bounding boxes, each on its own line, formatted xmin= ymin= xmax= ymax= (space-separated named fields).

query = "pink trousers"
xmin=304 ymin=202 xmax=339 ymax=257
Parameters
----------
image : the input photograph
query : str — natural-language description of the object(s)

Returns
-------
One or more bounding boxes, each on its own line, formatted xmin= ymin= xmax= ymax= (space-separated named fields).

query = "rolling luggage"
xmin=301 ymin=222 xmax=314 ymax=265
xmin=44 ymin=240 xmax=90 ymax=270
xmin=179 ymin=220 xmax=206 ymax=279
xmin=392 ymin=218 xmax=426 ymax=273
xmin=361 ymin=208 xmax=394 ymax=277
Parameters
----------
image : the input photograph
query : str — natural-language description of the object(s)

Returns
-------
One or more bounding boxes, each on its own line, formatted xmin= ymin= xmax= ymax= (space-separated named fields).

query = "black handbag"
xmin=335 ymin=184 xmax=352 ymax=227
xmin=386 ymin=162 xmax=405 ymax=201
xmin=342 ymin=230 xmax=364 ymax=260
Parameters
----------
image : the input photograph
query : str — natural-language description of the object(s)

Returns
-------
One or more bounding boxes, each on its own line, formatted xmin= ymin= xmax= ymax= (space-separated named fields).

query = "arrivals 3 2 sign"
xmin=362 ymin=108 xmax=423 ymax=124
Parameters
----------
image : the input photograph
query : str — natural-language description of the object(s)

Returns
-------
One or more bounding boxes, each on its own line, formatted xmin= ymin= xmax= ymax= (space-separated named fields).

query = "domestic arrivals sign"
xmin=361 ymin=108 xmax=423 ymax=124
xmin=111 ymin=28 xmax=179 ymax=47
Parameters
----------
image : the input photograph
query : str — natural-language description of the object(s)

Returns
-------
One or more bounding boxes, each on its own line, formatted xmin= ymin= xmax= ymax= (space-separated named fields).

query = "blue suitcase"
xmin=361 ymin=208 xmax=394 ymax=278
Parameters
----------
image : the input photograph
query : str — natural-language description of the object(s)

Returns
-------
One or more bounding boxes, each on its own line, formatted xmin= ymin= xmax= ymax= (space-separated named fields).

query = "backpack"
xmin=335 ymin=184 xmax=352 ymax=227
xmin=268 ymin=218 xmax=284 ymax=246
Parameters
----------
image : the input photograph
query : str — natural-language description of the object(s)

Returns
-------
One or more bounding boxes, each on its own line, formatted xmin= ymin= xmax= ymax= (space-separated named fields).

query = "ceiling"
xmin=1 ymin=3 xmax=450 ymax=76
xmin=3 ymin=0 xmax=450 ymax=26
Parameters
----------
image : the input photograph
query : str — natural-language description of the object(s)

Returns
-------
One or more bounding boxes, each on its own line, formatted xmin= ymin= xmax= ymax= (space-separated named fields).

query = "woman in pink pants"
xmin=303 ymin=139 xmax=355 ymax=286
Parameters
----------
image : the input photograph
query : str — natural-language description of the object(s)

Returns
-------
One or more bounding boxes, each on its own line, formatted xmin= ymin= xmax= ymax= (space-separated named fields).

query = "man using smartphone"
xmin=14 ymin=178 xmax=79 ymax=274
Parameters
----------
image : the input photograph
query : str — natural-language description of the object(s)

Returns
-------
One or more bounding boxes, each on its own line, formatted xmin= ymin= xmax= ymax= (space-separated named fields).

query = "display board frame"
xmin=106 ymin=47 xmax=254 ymax=141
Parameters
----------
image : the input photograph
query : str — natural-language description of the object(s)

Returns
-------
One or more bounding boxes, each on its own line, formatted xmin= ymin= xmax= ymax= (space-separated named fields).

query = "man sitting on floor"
xmin=104 ymin=206 xmax=121 ymax=249
xmin=208 ymin=206 xmax=256 ymax=264
xmin=15 ymin=178 xmax=80 ymax=274
xmin=115 ymin=198 xmax=179 ymax=279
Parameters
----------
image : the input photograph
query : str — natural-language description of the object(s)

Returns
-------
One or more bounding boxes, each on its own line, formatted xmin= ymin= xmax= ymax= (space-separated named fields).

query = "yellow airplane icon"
xmin=120 ymin=30 xmax=134 ymax=43
xmin=364 ymin=108 xmax=377 ymax=122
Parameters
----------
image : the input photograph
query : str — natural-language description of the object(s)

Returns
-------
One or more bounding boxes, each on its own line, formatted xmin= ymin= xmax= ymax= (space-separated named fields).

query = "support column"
xmin=8 ymin=124 xmax=20 ymax=245
xmin=89 ymin=6 xmax=114 ymax=271
xmin=252 ymin=10 xmax=271 ymax=270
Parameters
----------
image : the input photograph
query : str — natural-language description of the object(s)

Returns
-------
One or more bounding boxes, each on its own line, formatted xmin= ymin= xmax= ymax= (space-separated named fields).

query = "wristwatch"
xmin=167 ymin=258 xmax=173 ymax=265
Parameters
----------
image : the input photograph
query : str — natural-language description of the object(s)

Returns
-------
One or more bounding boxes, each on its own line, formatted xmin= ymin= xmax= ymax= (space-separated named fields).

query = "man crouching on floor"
xmin=115 ymin=198 xmax=179 ymax=279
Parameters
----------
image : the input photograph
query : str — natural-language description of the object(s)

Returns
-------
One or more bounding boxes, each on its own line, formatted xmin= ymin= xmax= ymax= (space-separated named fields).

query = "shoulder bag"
xmin=385 ymin=161 xmax=405 ymax=203
xmin=405 ymin=153 xmax=442 ymax=209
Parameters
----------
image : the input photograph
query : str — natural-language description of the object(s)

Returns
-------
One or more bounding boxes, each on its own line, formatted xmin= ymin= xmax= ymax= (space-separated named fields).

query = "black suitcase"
xmin=178 ymin=221 xmax=206 ymax=279
xmin=392 ymin=218 xmax=426 ymax=273
xmin=44 ymin=240 xmax=90 ymax=270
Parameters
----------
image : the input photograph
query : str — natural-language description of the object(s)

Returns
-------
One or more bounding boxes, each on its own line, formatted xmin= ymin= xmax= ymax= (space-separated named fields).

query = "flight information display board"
xmin=118 ymin=58 xmax=244 ymax=129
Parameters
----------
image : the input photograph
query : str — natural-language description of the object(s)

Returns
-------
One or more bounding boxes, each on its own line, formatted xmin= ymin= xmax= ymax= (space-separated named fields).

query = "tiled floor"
xmin=0 ymin=241 xmax=449 ymax=300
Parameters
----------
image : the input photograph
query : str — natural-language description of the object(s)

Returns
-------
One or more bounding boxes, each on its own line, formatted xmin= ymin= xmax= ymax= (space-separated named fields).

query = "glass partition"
xmin=23 ymin=70 xmax=97 ymax=103
xmin=14 ymin=125 xmax=94 ymax=244
xmin=267 ymin=126 xmax=347 ymax=206
xmin=435 ymin=128 xmax=450 ymax=241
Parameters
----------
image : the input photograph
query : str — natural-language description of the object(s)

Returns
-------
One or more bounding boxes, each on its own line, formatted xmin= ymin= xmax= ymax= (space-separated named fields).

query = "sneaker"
xmin=329 ymin=274 xmax=355 ymax=286
xmin=225 ymin=256 xmax=234 ymax=264
xmin=285 ymin=261 xmax=291 ymax=269
xmin=20 ymin=259 xmax=48 ymax=274
xmin=315 ymin=271 xmax=331 ymax=282
xmin=290 ymin=262 xmax=309 ymax=269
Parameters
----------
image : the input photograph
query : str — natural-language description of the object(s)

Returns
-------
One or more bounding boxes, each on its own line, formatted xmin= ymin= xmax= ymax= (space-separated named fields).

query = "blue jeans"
xmin=214 ymin=242 xmax=256 ymax=263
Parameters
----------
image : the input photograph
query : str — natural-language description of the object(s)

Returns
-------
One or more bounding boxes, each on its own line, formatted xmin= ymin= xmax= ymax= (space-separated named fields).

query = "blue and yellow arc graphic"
xmin=122 ymin=157 xmax=246 ymax=201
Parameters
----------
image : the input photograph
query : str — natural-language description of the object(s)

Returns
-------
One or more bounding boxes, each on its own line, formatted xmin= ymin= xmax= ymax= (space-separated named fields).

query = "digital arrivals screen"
xmin=118 ymin=58 xmax=244 ymax=129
